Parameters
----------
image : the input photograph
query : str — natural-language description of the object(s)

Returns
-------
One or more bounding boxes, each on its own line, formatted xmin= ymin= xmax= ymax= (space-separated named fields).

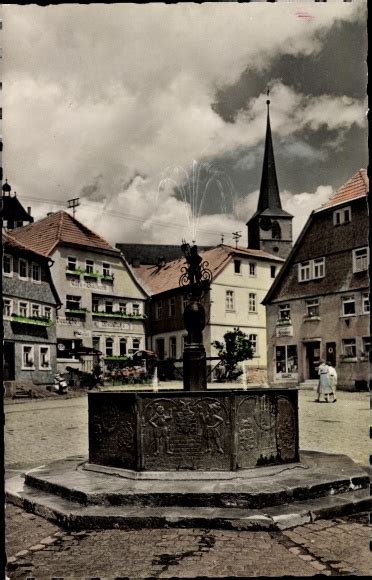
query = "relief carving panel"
xmin=276 ymin=396 xmax=297 ymax=462
xmin=237 ymin=394 xmax=277 ymax=468
xmin=142 ymin=397 xmax=230 ymax=470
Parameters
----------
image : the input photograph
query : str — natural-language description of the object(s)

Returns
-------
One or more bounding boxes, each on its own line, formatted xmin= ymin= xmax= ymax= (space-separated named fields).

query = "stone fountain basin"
xmin=88 ymin=389 xmax=299 ymax=472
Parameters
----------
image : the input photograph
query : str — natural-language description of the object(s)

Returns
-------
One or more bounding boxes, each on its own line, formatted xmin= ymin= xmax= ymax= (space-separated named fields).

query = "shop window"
xmin=276 ymin=345 xmax=298 ymax=375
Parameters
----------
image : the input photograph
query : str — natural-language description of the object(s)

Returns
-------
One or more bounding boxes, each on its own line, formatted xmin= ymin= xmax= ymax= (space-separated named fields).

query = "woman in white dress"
xmin=326 ymin=362 xmax=337 ymax=403
xmin=315 ymin=361 xmax=333 ymax=402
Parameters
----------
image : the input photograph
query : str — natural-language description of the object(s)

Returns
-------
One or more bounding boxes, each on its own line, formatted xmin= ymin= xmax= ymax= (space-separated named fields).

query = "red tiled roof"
xmin=3 ymin=232 xmax=48 ymax=259
xmin=318 ymin=169 xmax=368 ymax=211
xmin=9 ymin=211 xmax=117 ymax=257
xmin=134 ymin=244 xmax=283 ymax=296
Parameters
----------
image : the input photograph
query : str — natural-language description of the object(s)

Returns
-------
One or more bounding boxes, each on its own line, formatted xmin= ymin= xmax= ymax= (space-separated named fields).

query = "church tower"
xmin=246 ymin=95 xmax=293 ymax=259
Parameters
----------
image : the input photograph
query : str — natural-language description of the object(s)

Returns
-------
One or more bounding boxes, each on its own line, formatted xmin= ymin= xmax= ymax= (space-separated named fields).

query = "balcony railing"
xmin=11 ymin=314 xmax=54 ymax=327
xmin=276 ymin=318 xmax=292 ymax=326
xmin=65 ymin=308 xmax=90 ymax=316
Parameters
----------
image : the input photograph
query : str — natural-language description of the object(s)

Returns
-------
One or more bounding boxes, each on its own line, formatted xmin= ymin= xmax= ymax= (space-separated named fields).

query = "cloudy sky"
xmin=3 ymin=1 xmax=368 ymax=247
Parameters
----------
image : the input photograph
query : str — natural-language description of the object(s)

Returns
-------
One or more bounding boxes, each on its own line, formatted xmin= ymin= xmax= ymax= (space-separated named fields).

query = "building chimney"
xmin=27 ymin=206 xmax=32 ymax=215
xmin=47 ymin=211 xmax=54 ymax=217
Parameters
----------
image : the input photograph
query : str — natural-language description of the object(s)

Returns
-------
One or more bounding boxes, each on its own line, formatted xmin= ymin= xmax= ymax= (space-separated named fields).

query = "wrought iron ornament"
xmin=180 ymin=240 xmax=212 ymax=299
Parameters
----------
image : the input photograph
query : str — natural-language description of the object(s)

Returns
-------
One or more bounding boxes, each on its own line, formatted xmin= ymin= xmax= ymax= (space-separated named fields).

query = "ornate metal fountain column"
xmin=180 ymin=241 xmax=212 ymax=391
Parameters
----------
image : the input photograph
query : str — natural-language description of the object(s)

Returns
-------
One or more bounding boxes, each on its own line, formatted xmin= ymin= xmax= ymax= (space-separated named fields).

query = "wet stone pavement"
xmin=4 ymin=389 xmax=372 ymax=577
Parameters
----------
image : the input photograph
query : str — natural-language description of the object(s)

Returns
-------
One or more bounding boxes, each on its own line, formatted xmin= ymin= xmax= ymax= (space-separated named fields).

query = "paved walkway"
xmin=4 ymin=389 xmax=371 ymax=577
xmin=5 ymin=506 xmax=370 ymax=577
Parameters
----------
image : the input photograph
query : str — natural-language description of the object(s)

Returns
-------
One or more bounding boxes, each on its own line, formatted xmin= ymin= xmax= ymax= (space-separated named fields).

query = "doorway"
xmin=3 ymin=341 xmax=15 ymax=380
xmin=326 ymin=342 xmax=337 ymax=367
xmin=306 ymin=341 xmax=321 ymax=379
xmin=155 ymin=338 xmax=165 ymax=360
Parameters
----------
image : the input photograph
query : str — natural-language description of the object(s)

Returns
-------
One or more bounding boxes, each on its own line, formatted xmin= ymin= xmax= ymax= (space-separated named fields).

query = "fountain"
xmin=151 ymin=366 xmax=159 ymax=392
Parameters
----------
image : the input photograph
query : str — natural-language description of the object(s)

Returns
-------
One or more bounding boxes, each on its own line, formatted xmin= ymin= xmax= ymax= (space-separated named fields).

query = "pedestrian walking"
xmin=315 ymin=360 xmax=333 ymax=402
xmin=327 ymin=361 xmax=337 ymax=402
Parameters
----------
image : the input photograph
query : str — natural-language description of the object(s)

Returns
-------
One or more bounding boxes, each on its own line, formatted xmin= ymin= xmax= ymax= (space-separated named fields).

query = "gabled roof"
xmin=117 ymin=243 xmax=213 ymax=266
xmin=316 ymin=168 xmax=368 ymax=211
xmin=3 ymin=231 xmax=49 ymax=260
xmin=262 ymin=169 xmax=369 ymax=305
xmin=9 ymin=210 xmax=118 ymax=257
xmin=1 ymin=193 xmax=34 ymax=223
xmin=135 ymin=244 xmax=284 ymax=296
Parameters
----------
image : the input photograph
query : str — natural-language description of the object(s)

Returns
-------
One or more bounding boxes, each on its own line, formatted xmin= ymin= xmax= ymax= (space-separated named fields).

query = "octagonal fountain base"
xmin=88 ymin=389 xmax=299 ymax=471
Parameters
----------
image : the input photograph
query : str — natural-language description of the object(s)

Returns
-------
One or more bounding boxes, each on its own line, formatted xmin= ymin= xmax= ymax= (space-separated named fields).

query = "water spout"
xmin=152 ymin=367 xmax=159 ymax=392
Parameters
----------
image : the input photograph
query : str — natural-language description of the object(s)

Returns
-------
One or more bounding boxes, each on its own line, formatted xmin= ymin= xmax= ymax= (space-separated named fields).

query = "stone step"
xmin=6 ymin=473 xmax=371 ymax=531
xmin=298 ymin=381 xmax=318 ymax=390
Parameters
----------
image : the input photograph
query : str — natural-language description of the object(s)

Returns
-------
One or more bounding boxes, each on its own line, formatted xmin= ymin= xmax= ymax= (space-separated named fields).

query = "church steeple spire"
xmin=257 ymin=94 xmax=282 ymax=212
xmin=246 ymin=91 xmax=293 ymax=260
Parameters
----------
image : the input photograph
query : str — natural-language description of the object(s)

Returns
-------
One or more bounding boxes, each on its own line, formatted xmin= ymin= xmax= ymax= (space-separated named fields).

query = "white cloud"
xmin=2 ymin=3 xmax=366 ymax=248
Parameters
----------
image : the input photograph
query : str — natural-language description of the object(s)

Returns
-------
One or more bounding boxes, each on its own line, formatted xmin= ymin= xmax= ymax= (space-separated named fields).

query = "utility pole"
xmin=232 ymin=231 xmax=242 ymax=248
xmin=67 ymin=197 xmax=80 ymax=219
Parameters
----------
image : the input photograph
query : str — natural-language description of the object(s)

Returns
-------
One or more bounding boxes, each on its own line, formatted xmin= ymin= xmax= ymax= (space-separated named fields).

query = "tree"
xmin=212 ymin=328 xmax=254 ymax=380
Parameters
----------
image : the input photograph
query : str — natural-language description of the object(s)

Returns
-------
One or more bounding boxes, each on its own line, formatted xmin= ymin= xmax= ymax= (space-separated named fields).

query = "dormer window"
xmin=333 ymin=206 xmax=351 ymax=226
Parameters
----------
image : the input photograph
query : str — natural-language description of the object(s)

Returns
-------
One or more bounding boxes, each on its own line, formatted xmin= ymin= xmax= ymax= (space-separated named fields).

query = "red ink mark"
xmin=295 ymin=11 xmax=314 ymax=20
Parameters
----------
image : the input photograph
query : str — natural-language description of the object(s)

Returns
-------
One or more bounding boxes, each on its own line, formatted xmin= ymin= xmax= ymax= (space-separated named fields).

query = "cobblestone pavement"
xmin=5 ymin=506 xmax=370 ymax=578
xmin=5 ymin=389 xmax=370 ymax=471
xmin=4 ymin=390 xmax=371 ymax=578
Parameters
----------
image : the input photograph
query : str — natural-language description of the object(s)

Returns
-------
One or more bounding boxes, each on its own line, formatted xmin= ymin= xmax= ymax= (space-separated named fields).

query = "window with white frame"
xmin=3 ymin=254 xmax=13 ymax=276
xmin=249 ymin=262 xmax=256 ymax=276
xmin=234 ymin=260 xmax=241 ymax=274
xmin=31 ymin=304 xmax=41 ymax=318
xmin=85 ymin=259 xmax=94 ymax=273
xmin=133 ymin=303 xmax=140 ymax=316
xmin=19 ymin=258 xmax=28 ymax=279
xmin=299 ymin=258 xmax=325 ymax=281
xmin=225 ymin=290 xmax=235 ymax=311
xmin=66 ymin=295 xmax=81 ymax=310
xmin=156 ymin=301 xmax=163 ymax=319
xmin=169 ymin=336 xmax=177 ymax=358
xmin=276 ymin=345 xmax=298 ymax=374
xmin=22 ymin=345 xmax=35 ymax=369
xmin=32 ymin=263 xmax=41 ymax=282
xmin=119 ymin=302 xmax=127 ymax=314
xmin=362 ymin=294 xmax=370 ymax=314
xmin=342 ymin=296 xmax=356 ymax=316
xmin=362 ymin=337 xmax=371 ymax=355
xmin=119 ymin=338 xmax=127 ymax=356
xmin=248 ymin=334 xmax=257 ymax=354
xmin=352 ymin=247 xmax=369 ymax=273
xmin=169 ymin=298 xmax=175 ymax=317
xmin=67 ymin=256 xmax=77 ymax=271
xmin=102 ymin=262 xmax=111 ymax=277
xmin=105 ymin=300 xmax=113 ymax=314
xmin=342 ymin=338 xmax=356 ymax=357
xmin=313 ymin=258 xmax=325 ymax=279
xmin=39 ymin=346 xmax=51 ymax=369
xmin=248 ymin=293 xmax=257 ymax=312
xmin=44 ymin=306 xmax=52 ymax=320
xmin=333 ymin=206 xmax=351 ymax=226
xmin=19 ymin=301 xmax=29 ymax=317
xmin=299 ymin=261 xmax=311 ymax=282
xmin=278 ymin=303 xmax=291 ymax=321
xmin=92 ymin=297 xmax=99 ymax=312
xmin=105 ymin=337 xmax=114 ymax=356
xmin=305 ymin=298 xmax=319 ymax=318
xmin=3 ymin=298 xmax=12 ymax=317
